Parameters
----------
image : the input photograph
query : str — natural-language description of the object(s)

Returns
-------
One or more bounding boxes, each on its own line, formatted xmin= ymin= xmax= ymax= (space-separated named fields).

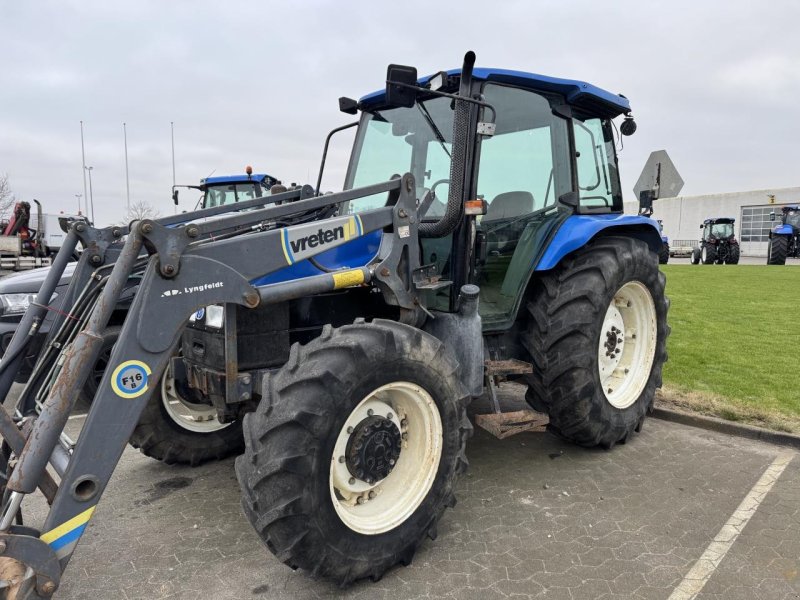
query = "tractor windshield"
xmin=709 ymin=223 xmax=734 ymax=238
xmin=344 ymin=96 xmax=454 ymax=214
xmin=202 ymin=183 xmax=263 ymax=208
xmin=786 ymin=210 xmax=800 ymax=229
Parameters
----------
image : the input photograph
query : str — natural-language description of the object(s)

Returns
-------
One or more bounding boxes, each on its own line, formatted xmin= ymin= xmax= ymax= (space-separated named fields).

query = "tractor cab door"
xmin=471 ymin=84 xmax=573 ymax=329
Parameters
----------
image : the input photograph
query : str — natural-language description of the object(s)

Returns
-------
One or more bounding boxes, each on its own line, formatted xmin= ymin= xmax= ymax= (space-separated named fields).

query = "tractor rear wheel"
xmin=726 ymin=245 xmax=740 ymax=265
xmin=767 ymin=236 xmax=788 ymax=265
xmin=128 ymin=360 xmax=244 ymax=466
xmin=701 ymin=244 xmax=717 ymax=264
xmin=658 ymin=242 xmax=669 ymax=264
xmin=235 ymin=320 xmax=470 ymax=585
xmin=522 ymin=236 xmax=669 ymax=448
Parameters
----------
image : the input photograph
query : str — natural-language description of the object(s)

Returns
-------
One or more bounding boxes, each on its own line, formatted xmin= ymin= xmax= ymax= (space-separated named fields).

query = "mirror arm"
xmin=384 ymin=80 xmax=498 ymax=124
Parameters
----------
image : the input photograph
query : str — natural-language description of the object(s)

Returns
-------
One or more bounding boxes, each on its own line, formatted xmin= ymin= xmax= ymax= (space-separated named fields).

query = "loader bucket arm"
xmin=0 ymin=173 xmax=424 ymax=595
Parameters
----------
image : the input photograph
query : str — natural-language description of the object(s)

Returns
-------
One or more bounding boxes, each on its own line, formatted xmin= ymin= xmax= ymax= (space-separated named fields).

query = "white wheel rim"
xmin=329 ymin=381 xmax=443 ymax=535
xmin=701 ymin=247 xmax=707 ymax=262
xmin=161 ymin=364 xmax=232 ymax=433
xmin=597 ymin=281 xmax=657 ymax=410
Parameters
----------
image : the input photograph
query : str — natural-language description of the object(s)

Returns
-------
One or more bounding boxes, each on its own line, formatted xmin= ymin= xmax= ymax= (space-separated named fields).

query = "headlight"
xmin=205 ymin=305 xmax=224 ymax=329
xmin=0 ymin=293 xmax=38 ymax=317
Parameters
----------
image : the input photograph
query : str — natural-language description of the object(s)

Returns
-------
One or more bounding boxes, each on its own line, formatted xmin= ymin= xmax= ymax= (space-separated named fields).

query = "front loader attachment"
xmin=0 ymin=175 xmax=426 ymax=597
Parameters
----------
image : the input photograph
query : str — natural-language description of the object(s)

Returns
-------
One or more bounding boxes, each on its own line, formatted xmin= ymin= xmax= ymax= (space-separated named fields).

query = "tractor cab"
xmin=691 ymin=217 xmax=739 ymax=264
xmin=171 ymin=167 xmax=280 ymax=210
xmin=341 ymin=65 xmax=656 ymax=328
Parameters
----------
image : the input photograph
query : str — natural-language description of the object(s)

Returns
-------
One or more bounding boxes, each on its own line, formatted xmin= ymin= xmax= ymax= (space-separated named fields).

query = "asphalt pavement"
xmin=13 ymin=383 xmax=799 ymax=600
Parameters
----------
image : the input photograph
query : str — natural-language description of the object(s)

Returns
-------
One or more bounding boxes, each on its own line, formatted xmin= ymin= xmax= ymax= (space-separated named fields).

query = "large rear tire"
xmin=128 ymin=360 xmax=244 ymax=466
xmin=522 ymin=236 xmax=669 ymax=448
xmin=767 ymin=236 xmax=788 ymax=265
xmin=700 ymin=244 xmax=717 ymax=264
xmin=235 ymin=320 xmax=470 ymax=585
xmin=726 ymin=245 xmax=740 ymax=265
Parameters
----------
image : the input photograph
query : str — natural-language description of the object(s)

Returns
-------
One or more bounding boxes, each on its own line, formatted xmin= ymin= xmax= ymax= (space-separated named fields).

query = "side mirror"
xmin=172 ymin=190 xmax=179 ymax=205
xmin=385 ymin=64 xmax=418 ymax=108
xmin=770 ymin=212 xmax=776 ymax=221
xmin=700 ymin=224 xmax=704 ymax=229
xmin=339 ymin=97 xmax=358 ymax=115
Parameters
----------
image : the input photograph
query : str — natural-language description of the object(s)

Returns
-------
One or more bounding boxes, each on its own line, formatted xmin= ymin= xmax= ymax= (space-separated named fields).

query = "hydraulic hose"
xmin=420 ymin=51 xmax=475 ymax=238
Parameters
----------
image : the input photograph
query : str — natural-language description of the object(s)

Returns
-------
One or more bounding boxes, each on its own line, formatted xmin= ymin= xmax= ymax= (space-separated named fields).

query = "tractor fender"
xmin=771 ymin=225 xmax=794 ymax=236
xmin=535 ymin=214 xmax=662 ymax=271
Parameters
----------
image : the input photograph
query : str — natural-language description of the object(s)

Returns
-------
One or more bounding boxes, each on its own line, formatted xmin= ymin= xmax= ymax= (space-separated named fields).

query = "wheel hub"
xmin=345 ymin=416 xmax=401 ymax=484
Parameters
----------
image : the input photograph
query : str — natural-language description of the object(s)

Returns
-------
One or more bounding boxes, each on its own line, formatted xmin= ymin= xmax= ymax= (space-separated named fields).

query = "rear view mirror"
xmin=638 ymin=190 xmax=654 ymax=216
xmin=172 ymin=190 xmax=179 ymax=205
xmin=385 ymin=64 xmax=418 ymax=108
xmin=770 ymin=212 xmax=776 ymax=221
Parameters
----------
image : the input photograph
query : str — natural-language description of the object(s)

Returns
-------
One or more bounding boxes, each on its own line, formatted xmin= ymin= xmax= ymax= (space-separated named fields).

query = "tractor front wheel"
xmin=235 ymin=320 xmax=470 ymax=585
xmin=523 ymin=236 xmax=669 ymax=448
xmin=767 ymin=236 xmax=788 ymax=265
xmin=690 ymin=248 xmax=701 ymax=264
xmin=128 ymin=360 xmax=244 ymax=466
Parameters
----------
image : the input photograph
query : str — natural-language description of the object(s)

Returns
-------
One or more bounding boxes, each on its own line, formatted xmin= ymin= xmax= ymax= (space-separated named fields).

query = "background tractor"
xmin=0 ymin=52 xmax=668 ymax=595
xmin=767 ymin=205 xmax=800 ymax=265
xmin=690 ymin=217 xmax=740 ymax=264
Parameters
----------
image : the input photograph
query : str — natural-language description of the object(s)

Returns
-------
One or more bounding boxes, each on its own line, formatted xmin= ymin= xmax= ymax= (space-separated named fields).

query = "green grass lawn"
xmin=660 ymin=264 xmax=800 ymax=428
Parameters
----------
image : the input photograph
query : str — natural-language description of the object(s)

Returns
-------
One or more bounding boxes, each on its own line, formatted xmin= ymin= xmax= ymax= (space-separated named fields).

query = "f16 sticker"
xmin=111 ymin=360 xmax=152 ymax=399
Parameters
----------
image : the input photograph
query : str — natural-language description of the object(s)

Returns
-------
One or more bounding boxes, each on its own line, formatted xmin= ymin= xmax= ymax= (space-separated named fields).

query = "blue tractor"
xmin=171 ymin=166 xmax=280 ymax=209
xmin=767 ymin=205 xmax=800 ymax=265
xmin=0 ymin=52 xmax=669 ymax=593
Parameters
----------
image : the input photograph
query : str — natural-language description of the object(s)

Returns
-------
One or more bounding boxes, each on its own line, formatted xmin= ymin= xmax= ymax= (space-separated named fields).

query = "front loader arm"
xmin=0 ymin=173 xmax=426 ymax=597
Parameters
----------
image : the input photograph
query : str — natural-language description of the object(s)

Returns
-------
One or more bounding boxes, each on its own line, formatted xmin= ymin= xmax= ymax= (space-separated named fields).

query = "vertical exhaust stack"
xmin=420 ymin=51 xmax=475 ymax=239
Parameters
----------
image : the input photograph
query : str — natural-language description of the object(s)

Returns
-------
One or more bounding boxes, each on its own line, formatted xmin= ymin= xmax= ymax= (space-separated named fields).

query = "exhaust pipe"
xmin=420 ymin=51 xmax=475 ymax=238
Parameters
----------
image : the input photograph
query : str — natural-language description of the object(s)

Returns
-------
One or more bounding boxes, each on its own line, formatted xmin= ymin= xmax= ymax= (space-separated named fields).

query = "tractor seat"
xmin=483 ymin=191 xmax=534 ymax=222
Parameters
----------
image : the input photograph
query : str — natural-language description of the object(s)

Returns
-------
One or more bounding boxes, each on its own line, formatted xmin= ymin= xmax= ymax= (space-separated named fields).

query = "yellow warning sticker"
xmin=332 ymin=270 xmax=365 ymax=289
xmin=110 ymin=360 xmax=152 ymax=399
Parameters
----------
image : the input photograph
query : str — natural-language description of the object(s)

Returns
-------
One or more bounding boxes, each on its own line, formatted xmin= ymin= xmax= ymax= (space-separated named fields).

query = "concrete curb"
xmin=652 ymin=407 xmax=800 ymax=450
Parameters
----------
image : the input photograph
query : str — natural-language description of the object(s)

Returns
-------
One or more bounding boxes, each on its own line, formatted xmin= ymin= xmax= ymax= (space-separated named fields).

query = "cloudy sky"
xmin=1 ymin=1 xmax=798 ymax=226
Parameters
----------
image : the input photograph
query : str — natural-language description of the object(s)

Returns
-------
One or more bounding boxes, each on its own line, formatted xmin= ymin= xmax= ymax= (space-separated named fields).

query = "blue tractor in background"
xmin=767 ymin=205 xmax=800 ymax=265
xmin=0 ymin=52 xmax=669 ymax=593
xmin=172 ymin=166 xmax=280 ymax=209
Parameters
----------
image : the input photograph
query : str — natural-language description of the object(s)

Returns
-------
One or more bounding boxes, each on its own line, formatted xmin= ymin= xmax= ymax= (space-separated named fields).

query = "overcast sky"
xmin=2 ymin=0 xmax=798 ymax=226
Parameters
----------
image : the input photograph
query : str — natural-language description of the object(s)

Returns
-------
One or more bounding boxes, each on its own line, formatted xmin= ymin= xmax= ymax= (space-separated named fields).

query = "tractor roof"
xmin=703 ymin=217 xmax=736 ymax=225
xmin=360 ymin=68 xmax=631 ymax=119
xmin=782 ymin=205 xmax=800 ymax=212
xmin=202 ymin=174 xmax=275 ymax=186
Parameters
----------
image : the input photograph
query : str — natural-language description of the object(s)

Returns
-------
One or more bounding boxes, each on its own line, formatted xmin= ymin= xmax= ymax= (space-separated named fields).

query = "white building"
xmin=624 ymin=186 xmax=800 ymax=257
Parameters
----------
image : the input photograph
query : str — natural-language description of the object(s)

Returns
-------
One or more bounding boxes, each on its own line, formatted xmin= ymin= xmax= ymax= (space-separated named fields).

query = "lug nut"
xmin=367 ymin=409 xmax=374 ymax=416
xmin=338 ymin=456 xmax=345 ymax=463
xmin=347 ymin=426 xmax=354 ymax=434
xmin=349 ymin=477 xmax=355 ymax=485
xmin=368 ymin=491 xmax=376 ymax=499
xmin=387 ymin=412 xmax=393 ymax=420
xmin=356 ymin=496 xmax=364 ymax=505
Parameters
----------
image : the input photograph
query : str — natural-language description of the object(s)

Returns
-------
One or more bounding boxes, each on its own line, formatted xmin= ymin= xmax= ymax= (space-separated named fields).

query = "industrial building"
xmin=624 ymin=186 xmax=800 ymax=257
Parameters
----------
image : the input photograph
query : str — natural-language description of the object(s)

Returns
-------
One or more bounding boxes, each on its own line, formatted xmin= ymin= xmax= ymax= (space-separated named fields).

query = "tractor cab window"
xmin=785 ymin=210 xmax=800 ymax=228
xmin=473 ymin=83 xmax=572 ymax=325
xmin=573 ymin=117 xmax=621 ymax=211
xmin=708 ymin=223 xmax=734 ymax=239
xmin=203 ymin=183 xmax=262 ymax=208
xmin=344 ymin=96 xmax=455 ymax=214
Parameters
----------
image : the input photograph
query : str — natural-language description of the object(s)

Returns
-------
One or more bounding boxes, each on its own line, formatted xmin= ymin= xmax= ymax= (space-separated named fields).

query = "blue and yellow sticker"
xmin=111 ymin=360 xmax=152 ymax=399
xmin=41 ymin=505 xmax=96 ymax=559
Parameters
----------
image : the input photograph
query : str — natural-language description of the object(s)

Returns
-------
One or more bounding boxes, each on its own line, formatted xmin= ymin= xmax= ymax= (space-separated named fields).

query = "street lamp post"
xmin=74 ymin=194 xmax=82 ymax=215
xmin=85 ymin=166 xmax=95 ymax=224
